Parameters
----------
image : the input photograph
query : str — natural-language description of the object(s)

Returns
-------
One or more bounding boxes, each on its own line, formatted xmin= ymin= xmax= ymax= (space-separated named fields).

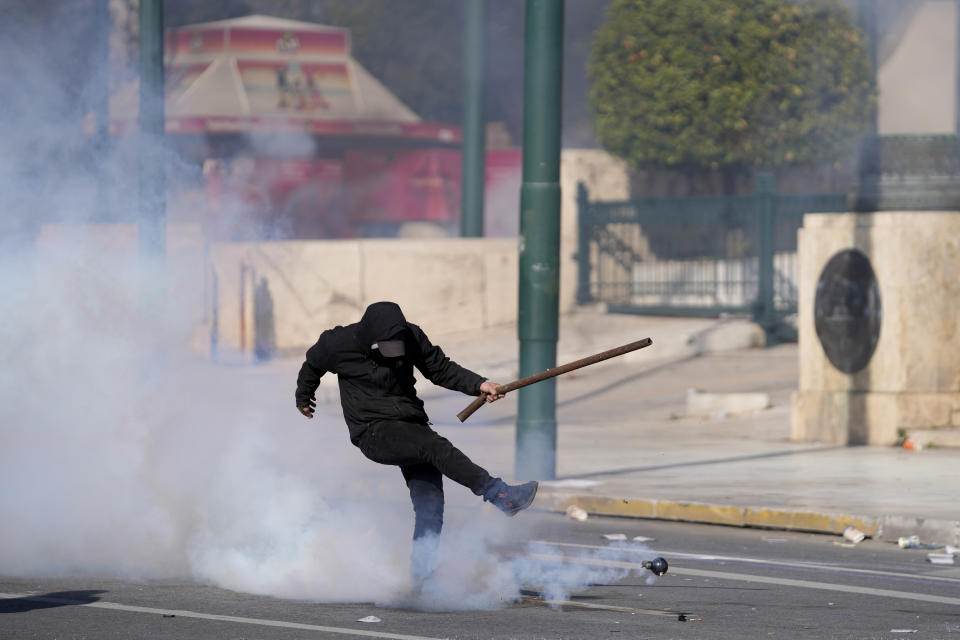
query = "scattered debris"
xmin=603 ymin=533 xmax=628 ymax=541
xmin=833 ymin=542 xmax=857 ymax=548
xmin=946 ymin=545 xmax=960 ymax=555
xmin=945 ymin=622 xmax=960 ymax=632
xmin=162 ymin=614 xmax=176 ymax=618
xmin=632 ymin=535 xmax=656 ymax=543
xmin=890 ymin=630 xmax=918 ymax=634
xmin=842 ymin=526 xmax=865 ymax=544
xmin=901 ymin=437 xmax=923 ymax=451
xmin=357 ymin=616 xmax=382 ymax=623
xmin=677 ymin=613 xmax=687 ymax=622
xmin=927 ymin=553 xmax=956 ymax=565
xmin=899 ymin=536 xmax=943 ymax=550
xmin=565 ymin=505 xmax=588 ymax=521
xmin=898 ymin=536 xmax=919 ymax=549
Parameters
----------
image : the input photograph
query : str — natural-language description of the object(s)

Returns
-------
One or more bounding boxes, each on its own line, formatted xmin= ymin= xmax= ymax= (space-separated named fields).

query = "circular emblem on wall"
xmin=814 ymin=249 xmax=882 ymax=374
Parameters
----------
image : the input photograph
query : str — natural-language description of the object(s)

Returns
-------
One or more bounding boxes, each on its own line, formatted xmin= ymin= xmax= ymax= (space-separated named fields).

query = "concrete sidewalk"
xmin=424 ymin=309 xmax=960 ymax=547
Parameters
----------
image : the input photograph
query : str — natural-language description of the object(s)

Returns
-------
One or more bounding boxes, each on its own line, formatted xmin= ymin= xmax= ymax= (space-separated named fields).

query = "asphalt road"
xmin=3 ymin=514 xmax=959 ymax=640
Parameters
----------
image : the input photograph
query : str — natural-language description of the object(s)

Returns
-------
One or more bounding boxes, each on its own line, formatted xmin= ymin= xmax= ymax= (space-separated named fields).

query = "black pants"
xmin=358 ymin=420 xmax=494 ymax=539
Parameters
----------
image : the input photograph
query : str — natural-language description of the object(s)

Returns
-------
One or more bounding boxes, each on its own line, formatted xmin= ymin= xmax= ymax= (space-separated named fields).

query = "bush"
xmin=588 ymin=0 xmax=876 ymax=174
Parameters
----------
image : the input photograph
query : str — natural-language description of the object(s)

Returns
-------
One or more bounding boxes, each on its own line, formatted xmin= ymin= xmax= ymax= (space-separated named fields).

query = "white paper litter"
xmin=890 ymin=630 xmax=918 ymax=634
xmin=842 ymin=526 xmax=865 ymax=543
xmin=632 ymin=536 xmax=656 ymax=542
xmin=927 ymin=553 xmax=956 ymax=565
xmin=357 ymin=616 xmax=382 ymax=623
xmin=565 ymin=505 xmax=588 ymax=521
xmin=603 ymin=533 xmax=628 ymax=541
xmin=945 ymin=545 xmax=960 ymax=555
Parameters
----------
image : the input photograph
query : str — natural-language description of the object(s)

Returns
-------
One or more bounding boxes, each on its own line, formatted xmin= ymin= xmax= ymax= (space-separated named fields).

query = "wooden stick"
xmin=457 ymin=337 xmax=652 ymax=422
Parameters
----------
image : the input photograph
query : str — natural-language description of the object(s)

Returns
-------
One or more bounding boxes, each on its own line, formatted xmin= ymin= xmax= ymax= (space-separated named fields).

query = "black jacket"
xmin=295 ymin=302 xmax=486 ymax=444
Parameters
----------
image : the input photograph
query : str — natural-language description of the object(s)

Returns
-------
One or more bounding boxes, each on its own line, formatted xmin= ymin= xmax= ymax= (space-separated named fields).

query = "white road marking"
xmin=521 ymin=553 xmax=960 ymax=607
xmin=520 ymin=593 xmax=683 ymax=617
xmin=0 ymin=592 xmax=446 ymax=640
xmin=532 ymin=540 xmax=960 ymax=585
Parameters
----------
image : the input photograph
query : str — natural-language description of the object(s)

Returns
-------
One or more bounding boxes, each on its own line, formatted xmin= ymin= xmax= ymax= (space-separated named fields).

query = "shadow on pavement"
xmin=558 ymin=446 xmax=846 ymax=480
xmin=555 ymin=357 xmax=695 ymax=411
xmin=465 ymin=357 xmax=696 ymax=428
xmin=0 ymin=590 xmax=105 ymax=614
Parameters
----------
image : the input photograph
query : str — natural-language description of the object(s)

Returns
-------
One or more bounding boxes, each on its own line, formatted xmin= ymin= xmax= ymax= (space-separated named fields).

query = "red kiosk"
xmin=147 ymin=15 xmax=471 ymax=240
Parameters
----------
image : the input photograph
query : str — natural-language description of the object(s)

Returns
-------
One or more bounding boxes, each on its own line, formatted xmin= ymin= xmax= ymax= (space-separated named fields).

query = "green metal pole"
xmin=94 ymin=0 xmax=110 ymax=220
xmin=754 ymin=172 xmax=775 ymax=342
xmin=139 ymin=0 xmax=166 ymax=260
xmin=461 ymin=0 xmax=486 ymax=237
xmin=516 ymin=0 xmax=564 ymax=481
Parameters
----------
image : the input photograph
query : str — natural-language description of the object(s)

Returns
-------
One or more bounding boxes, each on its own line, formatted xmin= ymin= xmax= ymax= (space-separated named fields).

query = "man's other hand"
xmin=479 ymin=381 xmax=505 ymax=403
xmin=297 ymin=396 xmax=316 ymax=418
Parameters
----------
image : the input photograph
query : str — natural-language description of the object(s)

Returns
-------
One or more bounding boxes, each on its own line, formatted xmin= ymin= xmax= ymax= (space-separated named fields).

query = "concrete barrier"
xmin=207 ymin=238 xmax=519 ymax=356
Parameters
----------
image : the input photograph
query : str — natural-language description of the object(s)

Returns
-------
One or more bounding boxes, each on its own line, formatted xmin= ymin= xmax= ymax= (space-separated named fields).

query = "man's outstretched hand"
xmin=479 ymin=381 xmax=505 ymax=403
xmin=297 ymin=396 xmax=316 ymax=418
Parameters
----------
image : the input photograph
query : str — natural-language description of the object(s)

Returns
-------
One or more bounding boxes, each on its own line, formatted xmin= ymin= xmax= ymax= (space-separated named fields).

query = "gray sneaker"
xmin=489 ymin=480 xmax=539 ymax=516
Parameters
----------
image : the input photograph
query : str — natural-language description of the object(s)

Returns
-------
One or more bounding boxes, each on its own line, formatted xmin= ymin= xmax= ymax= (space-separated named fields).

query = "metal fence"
xmin=856 ymin=135 xmax=960 ymax=211
xmin=576 ymin=173 xmax=847 ymax=334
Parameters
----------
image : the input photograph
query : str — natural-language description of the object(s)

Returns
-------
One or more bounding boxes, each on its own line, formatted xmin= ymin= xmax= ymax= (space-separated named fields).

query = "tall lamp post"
xmin=139 ymin=0 xmax=166 ymax=262
xmin=516 ymin=0 xmax=564 ymax=481
xmin=461 ymin=0 xmax=486 ymax=237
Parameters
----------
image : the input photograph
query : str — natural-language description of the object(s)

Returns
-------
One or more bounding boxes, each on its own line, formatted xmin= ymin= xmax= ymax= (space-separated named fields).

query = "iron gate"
xmin=576 ymin=174 xmax=847 ymax=331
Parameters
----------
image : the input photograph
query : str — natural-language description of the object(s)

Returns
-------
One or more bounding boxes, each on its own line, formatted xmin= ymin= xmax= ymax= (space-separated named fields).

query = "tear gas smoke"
xmin=0 ymin=241 xmax=657 ymax=607
xmin=0 ymin=3 xmax=657 ymax=611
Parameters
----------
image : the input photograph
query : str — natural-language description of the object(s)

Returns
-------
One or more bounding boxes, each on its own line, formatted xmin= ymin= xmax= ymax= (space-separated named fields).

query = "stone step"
xmin=903 ymin=427 xmax=960 ymax=449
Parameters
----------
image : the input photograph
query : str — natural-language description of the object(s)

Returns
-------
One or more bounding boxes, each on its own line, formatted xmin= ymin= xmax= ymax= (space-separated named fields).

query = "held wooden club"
xmin=457 ymin=337 xmax=653 ymax=422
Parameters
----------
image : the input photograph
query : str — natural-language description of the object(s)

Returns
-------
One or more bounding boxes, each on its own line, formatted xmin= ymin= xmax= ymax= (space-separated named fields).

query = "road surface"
xmin=3 ymin=513 xmax=958 ymax=639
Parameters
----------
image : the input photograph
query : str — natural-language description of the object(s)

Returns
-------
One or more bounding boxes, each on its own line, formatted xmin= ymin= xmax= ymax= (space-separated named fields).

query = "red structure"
xmin=114 ymin=15 xmax=490 ymax=240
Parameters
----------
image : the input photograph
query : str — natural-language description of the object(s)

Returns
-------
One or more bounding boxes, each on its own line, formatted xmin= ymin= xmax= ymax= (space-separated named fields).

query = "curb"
xmin=536 ymin=491 xmax=960 ymax=546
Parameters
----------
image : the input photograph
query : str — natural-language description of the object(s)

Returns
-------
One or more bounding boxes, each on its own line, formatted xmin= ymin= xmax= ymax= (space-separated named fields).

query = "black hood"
xmin=357 ymin=301 xmax=408 ymax=351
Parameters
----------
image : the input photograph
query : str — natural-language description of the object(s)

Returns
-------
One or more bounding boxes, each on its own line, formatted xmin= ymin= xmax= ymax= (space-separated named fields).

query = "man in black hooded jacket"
xmin=295 ymin=302 xmax=538 ymax=570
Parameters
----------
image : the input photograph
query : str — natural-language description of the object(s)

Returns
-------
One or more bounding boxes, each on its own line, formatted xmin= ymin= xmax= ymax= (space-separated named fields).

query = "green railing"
xmin=576 ymin=173 xmax=847 ymax=338
xmin=856 ymin=135 xmax=960 ymax=211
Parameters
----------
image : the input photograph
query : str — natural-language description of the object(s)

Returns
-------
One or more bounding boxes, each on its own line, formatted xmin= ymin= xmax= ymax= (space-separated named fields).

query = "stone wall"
xmin=208 ymin=238 xmax=519 ymax=356
xmin=877 ymin=1 xmax=958 ymax=136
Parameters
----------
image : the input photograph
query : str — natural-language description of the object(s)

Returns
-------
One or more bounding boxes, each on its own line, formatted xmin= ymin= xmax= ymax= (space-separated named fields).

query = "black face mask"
xmin=371 ymin=350 xmax=405 ymax=368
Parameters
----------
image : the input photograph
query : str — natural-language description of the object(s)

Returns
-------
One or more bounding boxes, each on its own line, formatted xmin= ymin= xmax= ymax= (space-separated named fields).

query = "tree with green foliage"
xmin=588 ymin=0 xmax=876 ymax=187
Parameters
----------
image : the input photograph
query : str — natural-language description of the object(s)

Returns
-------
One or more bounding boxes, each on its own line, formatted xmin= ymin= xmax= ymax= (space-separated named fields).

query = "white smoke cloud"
xmin=0 ymin=230 xmax=654 ymax=610
xmin=0 ymin=4 xmax=655 ymax=612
